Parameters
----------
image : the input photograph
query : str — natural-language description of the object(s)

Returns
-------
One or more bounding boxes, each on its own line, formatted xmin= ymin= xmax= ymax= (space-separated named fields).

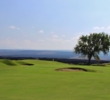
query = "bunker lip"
xmin=56 ymin=67 xmax=96 ymax=72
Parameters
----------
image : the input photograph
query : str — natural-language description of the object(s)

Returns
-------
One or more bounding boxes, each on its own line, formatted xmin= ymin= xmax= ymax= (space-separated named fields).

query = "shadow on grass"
xmin=56 ymin=67 xmax=96 ymax=72
xmin=18 ymin=61 xmax=34 ymax=66
xmin=90 ymin=63 xmax=109 ymax=67
xmin=74 ymin=63 xmax=107 ymax=67
xmin=1 ymin=59 xmax=16 ymax=66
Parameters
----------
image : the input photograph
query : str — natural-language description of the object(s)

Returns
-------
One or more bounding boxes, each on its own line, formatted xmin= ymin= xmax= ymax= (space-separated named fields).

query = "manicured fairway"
xmin=0 ymin=59 xmax=110 ymax=100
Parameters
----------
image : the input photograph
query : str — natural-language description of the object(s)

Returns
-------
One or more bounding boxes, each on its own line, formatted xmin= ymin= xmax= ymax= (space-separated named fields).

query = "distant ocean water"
xmin=0 ymin=50 xmax=110 ymax=60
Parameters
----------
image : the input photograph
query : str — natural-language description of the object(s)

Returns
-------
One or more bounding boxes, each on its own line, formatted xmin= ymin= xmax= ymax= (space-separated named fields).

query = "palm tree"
xmin=74 ymin=32 xmax=110 ymax=64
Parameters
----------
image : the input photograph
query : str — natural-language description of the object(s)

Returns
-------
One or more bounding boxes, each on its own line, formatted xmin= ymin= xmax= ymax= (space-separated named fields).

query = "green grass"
xmin=0 ymin=59 xmax=110 ymax=100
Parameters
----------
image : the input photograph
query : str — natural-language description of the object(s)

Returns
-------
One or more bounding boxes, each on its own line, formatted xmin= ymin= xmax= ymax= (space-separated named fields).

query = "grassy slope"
xmin=0 ymin=59 xmax=110 ymax=100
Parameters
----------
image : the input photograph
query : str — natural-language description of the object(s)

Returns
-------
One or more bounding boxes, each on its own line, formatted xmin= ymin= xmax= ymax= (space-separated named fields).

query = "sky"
xmin=1 ymin=0 xmax=110 ymax=50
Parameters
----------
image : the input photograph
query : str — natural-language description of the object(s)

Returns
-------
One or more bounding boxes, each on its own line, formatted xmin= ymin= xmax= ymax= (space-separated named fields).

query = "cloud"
xmin=37 ymin=39 xmax=44 ymax=42
xmin=0 ymin=39 xmax=18 ymax=49
xmin=23 ymin=40 xmax=32 ymax=44
xmin=39 ymin=30 xmax=44 ymax=33
xmin=106 ymin=26 xmax=110 ymax=30
xmin=92 ymin=26 xmax=110 ymax=33
xmin=9 ymin=26 xmax=20 ymax=30
xmin=93 ymin=27 xmax=105 ymax=30
xmin=52 ymin=35 xmax=59 ymax=38
xmin=93 ymin=27 xmax=100 ymax=30
xmin=17 ymin=28 xmax=20 ymax=30
xmin=0 ymin=33 xmax=83 ymax=50
xmin=50 ymin=32 xmax=54 ymax=34
xmin=62 ymin=35 xmax=65 ymax=37
xmin=10 ymin=26 xmax=16 ymax=29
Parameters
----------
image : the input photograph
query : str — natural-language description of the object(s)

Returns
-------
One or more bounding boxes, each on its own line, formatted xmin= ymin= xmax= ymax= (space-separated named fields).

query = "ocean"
xmin=0 ymin=50 xmax=110 ymax=60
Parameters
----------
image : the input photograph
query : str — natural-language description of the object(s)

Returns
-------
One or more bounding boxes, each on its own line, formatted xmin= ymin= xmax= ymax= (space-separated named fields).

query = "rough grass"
xmin=0 ymin=59 xmax=110 ymax=100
